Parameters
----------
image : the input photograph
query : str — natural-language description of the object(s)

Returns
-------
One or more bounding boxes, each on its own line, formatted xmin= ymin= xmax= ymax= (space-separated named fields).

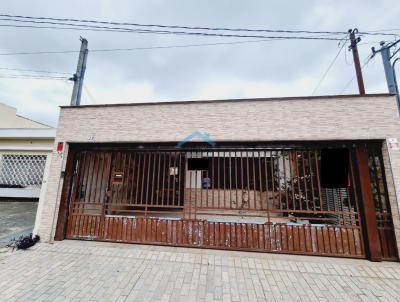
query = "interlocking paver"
xmin=1 ymin=240 xmax=400 ymax=301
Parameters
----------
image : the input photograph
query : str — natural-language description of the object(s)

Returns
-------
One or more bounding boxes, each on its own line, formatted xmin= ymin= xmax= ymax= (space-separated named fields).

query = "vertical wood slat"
xmin=316 ymin=227 xmax=324 ymax=253
xmin=275 ymin=224 xmax=282 ymax=251
xmin=281 ymin=225 xmax=288 ymax=251
xmin=67 ymin=218 xmax=365 ymax=256
xmin=328 ymin=227 xmax=337 ymax=254
xmin=68 ymin=215 xmax=365 ymax=258
xmin=322 ymin=228 xmax=331 ymax=253
xmin=298 ymin=226 xmax=305 ymax=252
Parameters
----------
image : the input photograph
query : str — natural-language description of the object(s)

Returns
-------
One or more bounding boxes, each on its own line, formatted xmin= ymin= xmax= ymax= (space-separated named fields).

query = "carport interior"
xmin=55 ymin=141 xmax=398 ymax=261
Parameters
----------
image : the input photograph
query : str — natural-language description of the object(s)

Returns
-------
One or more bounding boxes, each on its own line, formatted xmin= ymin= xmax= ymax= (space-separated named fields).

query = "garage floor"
xmin=0 ymin=240 xmax=399 ymax=301
xmin=0 ymin=200 xmax=38 ymax=246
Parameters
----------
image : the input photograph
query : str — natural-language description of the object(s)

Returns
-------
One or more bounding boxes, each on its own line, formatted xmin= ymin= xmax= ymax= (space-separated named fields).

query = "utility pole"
xmin=372 ymin=39 xmax=400 ymax=113
xmin=380 ymin=43 xmax=397 ymax=94
xmin=348 ymin=29 xmax=365 ymax=95
xmin=70 ymin=37 xmax=88 ymax=106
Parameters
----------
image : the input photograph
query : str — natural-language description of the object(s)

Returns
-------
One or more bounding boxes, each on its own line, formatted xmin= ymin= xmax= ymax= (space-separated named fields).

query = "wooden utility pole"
xmin=349 ymin=29 xmax=365 ymax=95
xmin=70 ymin=37 xmax=88 ymax=106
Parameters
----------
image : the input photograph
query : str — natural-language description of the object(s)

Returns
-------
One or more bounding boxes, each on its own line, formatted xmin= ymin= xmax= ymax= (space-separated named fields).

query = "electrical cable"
xmin=0 ymin=23 xmax=161 ymax=34
xmin=0 ymin=72 xmax=68 ymax=80
xmin=83 ymin=83 xmax=97 ymax=104
xmin=0 ymin=13 xmax=346 ymax=34
xmin=0 ymin=13 xmax=397 ymax=37
xmin=312 ymin=37 xmax=348 ymax=95
xmin=392 ymin=47 xmax=400 ymax=59
xmin=0 ymin=18 xmax=159 ymax=34
xmin=0 ymin=76 xmax=67 ymax=80
xmin=0 ymin=66 xmax=70 ymax=74
xmin=339 ymin=55 xmax=373 ymax=94
xmin=89 ymin=38 xmax=285 ymax=52
xmin=0 ymin=72 xmax=66 ymax=78
xmin=0 ymin=38 xmax=325 ymax=56
xmin=0 ymin=21 xmax=344 ymax=40
xmin=0 ymin=13 xmax=394 ymax=95
xmin=389 ymin=39 xmax=400 ymax=59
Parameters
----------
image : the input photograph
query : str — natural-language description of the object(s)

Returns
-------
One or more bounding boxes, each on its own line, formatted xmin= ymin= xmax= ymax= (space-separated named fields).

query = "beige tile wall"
xmin=36 ymin=95 xmax=400 ymax=251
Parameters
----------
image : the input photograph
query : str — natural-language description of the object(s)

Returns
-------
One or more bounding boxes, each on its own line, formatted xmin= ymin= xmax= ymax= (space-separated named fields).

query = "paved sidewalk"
xmin=0 ymin=240 xmax=399 ymax=301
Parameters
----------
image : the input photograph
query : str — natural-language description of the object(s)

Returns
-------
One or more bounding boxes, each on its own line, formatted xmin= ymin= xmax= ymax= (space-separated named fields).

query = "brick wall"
xmin=36 ymin=94 xmax=400 ymax=249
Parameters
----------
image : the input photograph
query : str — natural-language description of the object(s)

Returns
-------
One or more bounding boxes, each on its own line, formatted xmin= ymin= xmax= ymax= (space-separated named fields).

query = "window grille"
xmin=0 ymin=154 xmax=47 ymax=188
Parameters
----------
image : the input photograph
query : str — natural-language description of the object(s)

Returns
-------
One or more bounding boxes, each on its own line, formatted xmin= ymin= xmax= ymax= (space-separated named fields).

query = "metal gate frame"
xmin=55 ymin=142 xmax=398 ymax=260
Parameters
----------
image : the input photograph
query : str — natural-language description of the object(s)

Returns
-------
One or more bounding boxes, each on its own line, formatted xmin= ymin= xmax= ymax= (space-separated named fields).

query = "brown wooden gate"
xmin=62 ymin=146 xmax=397 ymax=259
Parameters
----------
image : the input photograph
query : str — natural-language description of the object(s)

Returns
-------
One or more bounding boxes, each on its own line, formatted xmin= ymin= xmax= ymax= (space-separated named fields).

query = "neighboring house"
xmin=35 ymin=94 xmax=400 ymax=262
xmin=0 ymin=102 xmax=56 ymax=199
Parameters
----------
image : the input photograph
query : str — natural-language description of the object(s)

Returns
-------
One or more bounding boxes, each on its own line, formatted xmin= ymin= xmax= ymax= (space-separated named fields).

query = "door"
xmin=66 ymin=151 xmax=112 ymax=239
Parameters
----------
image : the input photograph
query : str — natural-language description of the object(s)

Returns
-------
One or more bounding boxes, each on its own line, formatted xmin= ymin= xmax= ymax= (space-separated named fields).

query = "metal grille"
xmin=69 ymin=150 xmax=361 ymax=224
xmin=0 ymin=154 xmax=47 ymax=188
xmin=368 ymin=149 xmax=398 ymax=260
xmin=65 ymin=148 xmax=367 ymax=258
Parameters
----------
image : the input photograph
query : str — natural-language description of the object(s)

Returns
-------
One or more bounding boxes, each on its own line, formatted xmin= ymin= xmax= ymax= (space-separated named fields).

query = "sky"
xmin=0 ymin=0 xmax=399 ymax=127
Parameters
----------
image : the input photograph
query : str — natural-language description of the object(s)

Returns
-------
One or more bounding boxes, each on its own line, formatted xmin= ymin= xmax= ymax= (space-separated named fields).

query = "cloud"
xmin=82 ymin=81 xmax=158 ymax=104
xmin=0 ymin=78 xmax=71 ymax=127
xmin=0 ymin=0 xmax=398 ymax=127
xmin=195 ymin=77 xmax=316 ymax=100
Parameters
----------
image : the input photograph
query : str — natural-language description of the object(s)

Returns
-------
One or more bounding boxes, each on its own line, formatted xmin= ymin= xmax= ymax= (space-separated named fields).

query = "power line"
xmin=0 ymin=23 xmax=159 ymax=34
xmin=0 ymin=72 xmax=68 ymax=80
xmin=0 ymin=66 xmax=70 ymax=74
xmin=0 ymin=76 xmax=67 ymax=80
xmin=0 ymin=13 xmax=397 ymax=37
xmin=0 ymin=36 xmax=382 ymax=58
xmin=339 ymin=55 xmax=373 ymax=94
xmin=83 ymin=83 xmax=97 ymax=104
xmin=392 ymin=46 xmax=400 ymax=59
xmin=0 ymin=72 xmax=66 ymax=78
xmin=0 ymin=38 xmax=324 ymax=56
xmin=312 ymin=38 xmax=348 ymax=95
xmin=0 ymin=47 xmax=81 ymax=56
xmin=0 ymin=14 xmax=345 ymax=34
xmin=89 ymin=38 xmax=285 ymax=52
xmin=0 ymin=21 xmax=345 ymax=40
xmin=0 ymin=18 xmax=158 ymax=34
xmin=366 ymin=28 xmax=400 ymax=33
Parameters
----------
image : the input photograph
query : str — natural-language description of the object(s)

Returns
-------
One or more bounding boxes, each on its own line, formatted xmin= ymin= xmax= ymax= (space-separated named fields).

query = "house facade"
xmin=35 ymin=94 xmax=400 ymax=261
xmin=0 ymin=102 xmax=56 ymax=199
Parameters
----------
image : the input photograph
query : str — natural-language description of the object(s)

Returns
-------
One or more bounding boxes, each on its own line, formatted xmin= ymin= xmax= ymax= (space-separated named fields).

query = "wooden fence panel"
xmin=67 ymin=215 xmax=365 ymax=257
